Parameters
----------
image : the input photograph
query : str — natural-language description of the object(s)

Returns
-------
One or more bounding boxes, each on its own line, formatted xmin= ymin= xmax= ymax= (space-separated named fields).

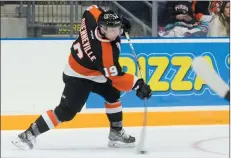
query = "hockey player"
xmin=12 ymin=5 xmax=152 ymax=150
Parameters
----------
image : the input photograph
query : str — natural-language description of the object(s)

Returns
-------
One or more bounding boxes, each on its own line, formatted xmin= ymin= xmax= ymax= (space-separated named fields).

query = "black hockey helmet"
xmin=98 ymin=10 xmax=122 ymax=28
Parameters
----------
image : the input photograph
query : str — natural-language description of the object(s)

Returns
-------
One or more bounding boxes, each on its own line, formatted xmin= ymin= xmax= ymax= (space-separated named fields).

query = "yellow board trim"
xmin=1 ymin=110 xmax=229 ymax=130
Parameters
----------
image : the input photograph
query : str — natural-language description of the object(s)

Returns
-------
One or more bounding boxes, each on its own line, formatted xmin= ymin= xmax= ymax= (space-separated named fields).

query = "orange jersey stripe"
xmin=46 ymin=110 xmax=59 ymax=126
xmin=111 ymin=74 xmax=135 ymax=92
xmin=101 ymin=42 xmax=135 ymax=91
xmin=69 ymin=54 xmax=102 ymax=76
xmin=105 ymin=101 xmax=122 ymax=109
xmin=89 ymin=6 xmax=102 ymax=22
xmin=101 ymin=42 xmax=114 ymax=68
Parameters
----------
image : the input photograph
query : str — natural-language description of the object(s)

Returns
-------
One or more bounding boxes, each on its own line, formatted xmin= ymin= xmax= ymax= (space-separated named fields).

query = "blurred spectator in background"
xmin=207 ymin=1 xmax=230 ymax=37
xmin=159 ymin=1 xmax=207 ymax=37
xmin=162 ymin=1 xmax=196 ymax=26
xmin=191 ymin=0 xmax=222 ymax=36
xmin=190 ymin=1 xmax=223 ymax=37
xmin=192 ymin=0 xmax=222 ymax=22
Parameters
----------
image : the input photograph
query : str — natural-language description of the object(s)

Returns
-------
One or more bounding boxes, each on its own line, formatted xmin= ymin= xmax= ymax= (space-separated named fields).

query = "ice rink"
xmin=1 ymin=125 xmax=229 ymax=158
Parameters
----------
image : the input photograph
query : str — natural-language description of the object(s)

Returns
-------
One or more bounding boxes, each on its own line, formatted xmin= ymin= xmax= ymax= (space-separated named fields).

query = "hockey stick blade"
xmin=192 ymin=56 xmax=230 ymax=101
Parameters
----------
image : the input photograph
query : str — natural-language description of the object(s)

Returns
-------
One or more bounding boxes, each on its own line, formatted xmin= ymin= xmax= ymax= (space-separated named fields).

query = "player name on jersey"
xmin=80 ymin=18 xmax=96 ymax=61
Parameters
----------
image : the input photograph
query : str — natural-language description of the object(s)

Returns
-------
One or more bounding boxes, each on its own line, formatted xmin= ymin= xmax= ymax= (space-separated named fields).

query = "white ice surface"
xmin=1 ymin=125 xmax=229 ymax=158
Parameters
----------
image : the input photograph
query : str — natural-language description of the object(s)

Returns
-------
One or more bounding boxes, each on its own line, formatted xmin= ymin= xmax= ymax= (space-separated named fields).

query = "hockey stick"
xmin=124 ymin=32 xmax=148 ymax=154
xmin=192 ymin=56 xmax=230 ymax=101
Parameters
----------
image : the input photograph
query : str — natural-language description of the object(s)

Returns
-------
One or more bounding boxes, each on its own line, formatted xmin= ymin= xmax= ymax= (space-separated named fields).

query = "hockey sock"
xmin=26 ymin=110 xmax=61 ymax=137
xmin=105 ymin=101 xmax=123 ymax=131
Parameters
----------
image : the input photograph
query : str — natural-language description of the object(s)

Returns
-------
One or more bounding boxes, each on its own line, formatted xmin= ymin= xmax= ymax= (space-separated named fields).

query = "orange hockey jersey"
xmin=63 ymin=5 xmax=138 ymax=92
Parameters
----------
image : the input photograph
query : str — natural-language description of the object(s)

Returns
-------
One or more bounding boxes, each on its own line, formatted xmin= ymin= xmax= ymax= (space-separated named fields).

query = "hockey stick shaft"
xmin=124 ymin=32 xmax=148 ymax=152
xmin=124 ymin=32 xmax=144 ymax=79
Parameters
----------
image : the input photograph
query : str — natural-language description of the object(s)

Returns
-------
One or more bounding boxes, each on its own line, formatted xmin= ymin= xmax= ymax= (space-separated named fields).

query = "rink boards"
xmin=1 ymin=38 xmax=230 ymax=130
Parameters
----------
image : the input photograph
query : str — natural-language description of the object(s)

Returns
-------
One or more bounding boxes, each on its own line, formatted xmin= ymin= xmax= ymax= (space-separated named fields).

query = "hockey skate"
xmin=108 ymin=128 xmax=136 ymax=148
xmin=12 ymin=130 xmax=36 ymax=150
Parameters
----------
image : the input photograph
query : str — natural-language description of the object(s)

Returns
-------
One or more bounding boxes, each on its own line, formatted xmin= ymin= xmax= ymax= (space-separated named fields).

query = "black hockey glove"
xmin=121 ymin=17 xmax=132 ymax=36
xmin=133 ymin=79 xmax=152 ymax=100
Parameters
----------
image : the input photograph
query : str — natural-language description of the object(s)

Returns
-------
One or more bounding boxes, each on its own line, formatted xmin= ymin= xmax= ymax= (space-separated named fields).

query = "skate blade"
xmin=108 ymin=140 xmax=136 ymax=148
xmin=11 ymin=140 xmax=31 ymax=150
